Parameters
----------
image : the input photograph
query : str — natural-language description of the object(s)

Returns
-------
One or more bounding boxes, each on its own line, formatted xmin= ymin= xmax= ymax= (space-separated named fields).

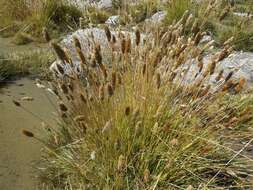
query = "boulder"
xmin=183 ymin=52 xmax=253 ymax=88
xmin=50 ymin=27 xmax=145 ymax=74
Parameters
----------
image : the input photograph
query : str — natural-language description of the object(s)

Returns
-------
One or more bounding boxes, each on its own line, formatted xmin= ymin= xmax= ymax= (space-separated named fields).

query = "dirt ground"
xmin=0 ymin=78 xmax=56 ymax=190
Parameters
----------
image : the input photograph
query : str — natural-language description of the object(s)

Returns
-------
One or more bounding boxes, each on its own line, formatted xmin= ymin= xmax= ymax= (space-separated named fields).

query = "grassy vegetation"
xmin=0 ymin=0 xmax=249 ymax=189
xmin=0 ymin=0 xmax=251 ymax=51
xmin=16 ymin=12 xmax=253 ymax=189
xmin=163 ymin=0 xmax=253 ymax=52
xmin=0 ymin=0 xmax=83 ymax=41
xmin=234 ymin=0 xmax=253 ymax=13
xmin=0 ymin=50 xmax=53 ymax=81
xmin=83 ymin=7 xmax=111 ymax=25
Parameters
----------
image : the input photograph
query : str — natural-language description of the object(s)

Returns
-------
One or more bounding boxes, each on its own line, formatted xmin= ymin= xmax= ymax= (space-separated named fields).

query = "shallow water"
xmin=0 ymin=78 xmax=57 ymax=190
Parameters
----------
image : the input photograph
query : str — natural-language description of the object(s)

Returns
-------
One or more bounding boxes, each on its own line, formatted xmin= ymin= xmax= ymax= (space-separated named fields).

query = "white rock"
xmin=200 ymin=35 xmax=212 ymax=44
xmin=98 ymin=0 xmax=112 ymax=9
xmin=146 ymin=11 xmax=167 ymax=24
xmin=105 ymin=15 xmax=120 ymax=26
xmin=183 ymin=52 xmax=253 ymax=87
xmin=233 ymin=12 xmax=253 ymax=18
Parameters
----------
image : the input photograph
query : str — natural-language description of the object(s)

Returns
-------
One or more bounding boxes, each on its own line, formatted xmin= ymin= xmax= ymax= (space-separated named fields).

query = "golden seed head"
xmin=117 ymin=155 xmax=126 ymax=172
xmin=117 ymin=73 xmax=122 ymax=85
xmin=43 ymin=27 xmax=51 ymax=43
xmin=215 ymin=70 xmax=224 ymax=81
xmin=104 ymin=25 xmax=111 ymax=42
xmin=112 ymin=35 xmax=117 ymax=44
xmin=102 ymin=120 xmax=112 ymax=133
xmin=56 ymin=64 xmax=65 ymax=75
xmin=80 ymin=93 xmax=87 ymax=103
xmin=13 ymin=100 xmax=21 ymax=107
xmin=209 ymin=61 xmax=216 ymax=75
xmin=135 ymin=29 xmax=141 ymax=46
xmin=170 ymin=138 xmax=179 ymax=146
xmin=152 ymin=122 xmax=159 ymax=134
xmin=111 ymin=71 xmax=117 ymax=89
xmin=186 ymin=185 xmax=193 ymax=190
xmin=142 ymin=64 xmax=147 ymax=76
xmin=51 ymin=42 xmax=68 ymax=63
xmin=121 ymin=38 xmax=126 ymax=54
xmin=94 ymin=44 xmax=102 ymax=65
xmin=225 ymin=71 xmax=234 ymax=82
xmin=22 ymin=130 xmax=34 ymax=138
xmin=99 ymin=63 xmax=108 ymax=79
xmin=125 ymin=36 xmax=131 ymax=54
xmin=73 ymin=36 xmax=82 ymax=50
xmin=60 ymin=84 xmax=69 ymax=94
xmin=125 ymin=106 xmax=131 ymax=116
xmin=156 ymin=73 xmax=161 ymax=89
xmin=99 ymin=85 xmax=104 ymax=100
xmin=143 ymin=169 xmax=150 ymax=183
xmin=107 ymin=83 xmax=114 ymax=97
xmin=76 ymin=47 xmax=86 ymax=66
xmin=74 ymin=115 xmax=85 ymax=122
xmin=59 ymin=102 xmax=68 ymax=112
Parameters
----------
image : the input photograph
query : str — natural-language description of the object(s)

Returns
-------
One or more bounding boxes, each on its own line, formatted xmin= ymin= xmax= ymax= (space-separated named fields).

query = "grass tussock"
xmin=0 ymin=0 xmax=82 ymax=40
xmin=0 ymin=50 xmax=53 ymax=81
xmin=23 ymin=9 xmax=253 ymax=189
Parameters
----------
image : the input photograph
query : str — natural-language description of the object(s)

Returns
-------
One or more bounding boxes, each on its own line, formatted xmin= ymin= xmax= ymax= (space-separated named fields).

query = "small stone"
xmin=21 ymin=96 xmax=34 ymax=101
xmin=105 ymin=15 xmax=120 ymax=26
xmin=146 ymin=11 xmax=167 ymax=24
xmin=98 ymin=0 xmax=112 ymax=9
xmin=200 ymin=35 xmax=212 ymax=44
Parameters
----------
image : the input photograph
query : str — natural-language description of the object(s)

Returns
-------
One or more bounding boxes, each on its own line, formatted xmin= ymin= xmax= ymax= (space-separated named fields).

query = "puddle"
xmin=0 ymin=78 xmax=57 ymax=190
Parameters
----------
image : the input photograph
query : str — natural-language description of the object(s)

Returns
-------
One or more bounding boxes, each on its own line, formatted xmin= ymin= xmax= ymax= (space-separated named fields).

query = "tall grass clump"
xmin=0 ymin=50 xmax=53 ymax=81
xmin=164 ymin=0 xmax=195 ymax=24
xmin=118 ymin=0 xmax=160 ymax=25
xmin=0 ymin=0 xmax=82 ymax=39
xmin=24 ymin=8 xmax=253 ymax=189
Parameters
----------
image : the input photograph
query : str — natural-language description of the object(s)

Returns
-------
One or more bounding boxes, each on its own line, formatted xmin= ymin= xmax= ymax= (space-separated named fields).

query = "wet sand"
xmin=0 ymin=78 xmax=56 ymax=190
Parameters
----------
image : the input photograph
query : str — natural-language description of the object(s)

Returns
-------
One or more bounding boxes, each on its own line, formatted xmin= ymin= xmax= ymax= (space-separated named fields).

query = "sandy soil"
xmin=0 ymin=78 xmax=56 ymax=190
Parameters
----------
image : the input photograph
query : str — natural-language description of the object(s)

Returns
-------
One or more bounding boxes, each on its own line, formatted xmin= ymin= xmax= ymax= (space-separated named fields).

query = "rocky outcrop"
xmin=50 ymin=27 xmax=253 ymax=88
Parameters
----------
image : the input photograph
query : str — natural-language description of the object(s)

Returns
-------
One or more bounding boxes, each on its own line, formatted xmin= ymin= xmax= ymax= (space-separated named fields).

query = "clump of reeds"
xmin=38 ymin=9 xmax=253 ymax=190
